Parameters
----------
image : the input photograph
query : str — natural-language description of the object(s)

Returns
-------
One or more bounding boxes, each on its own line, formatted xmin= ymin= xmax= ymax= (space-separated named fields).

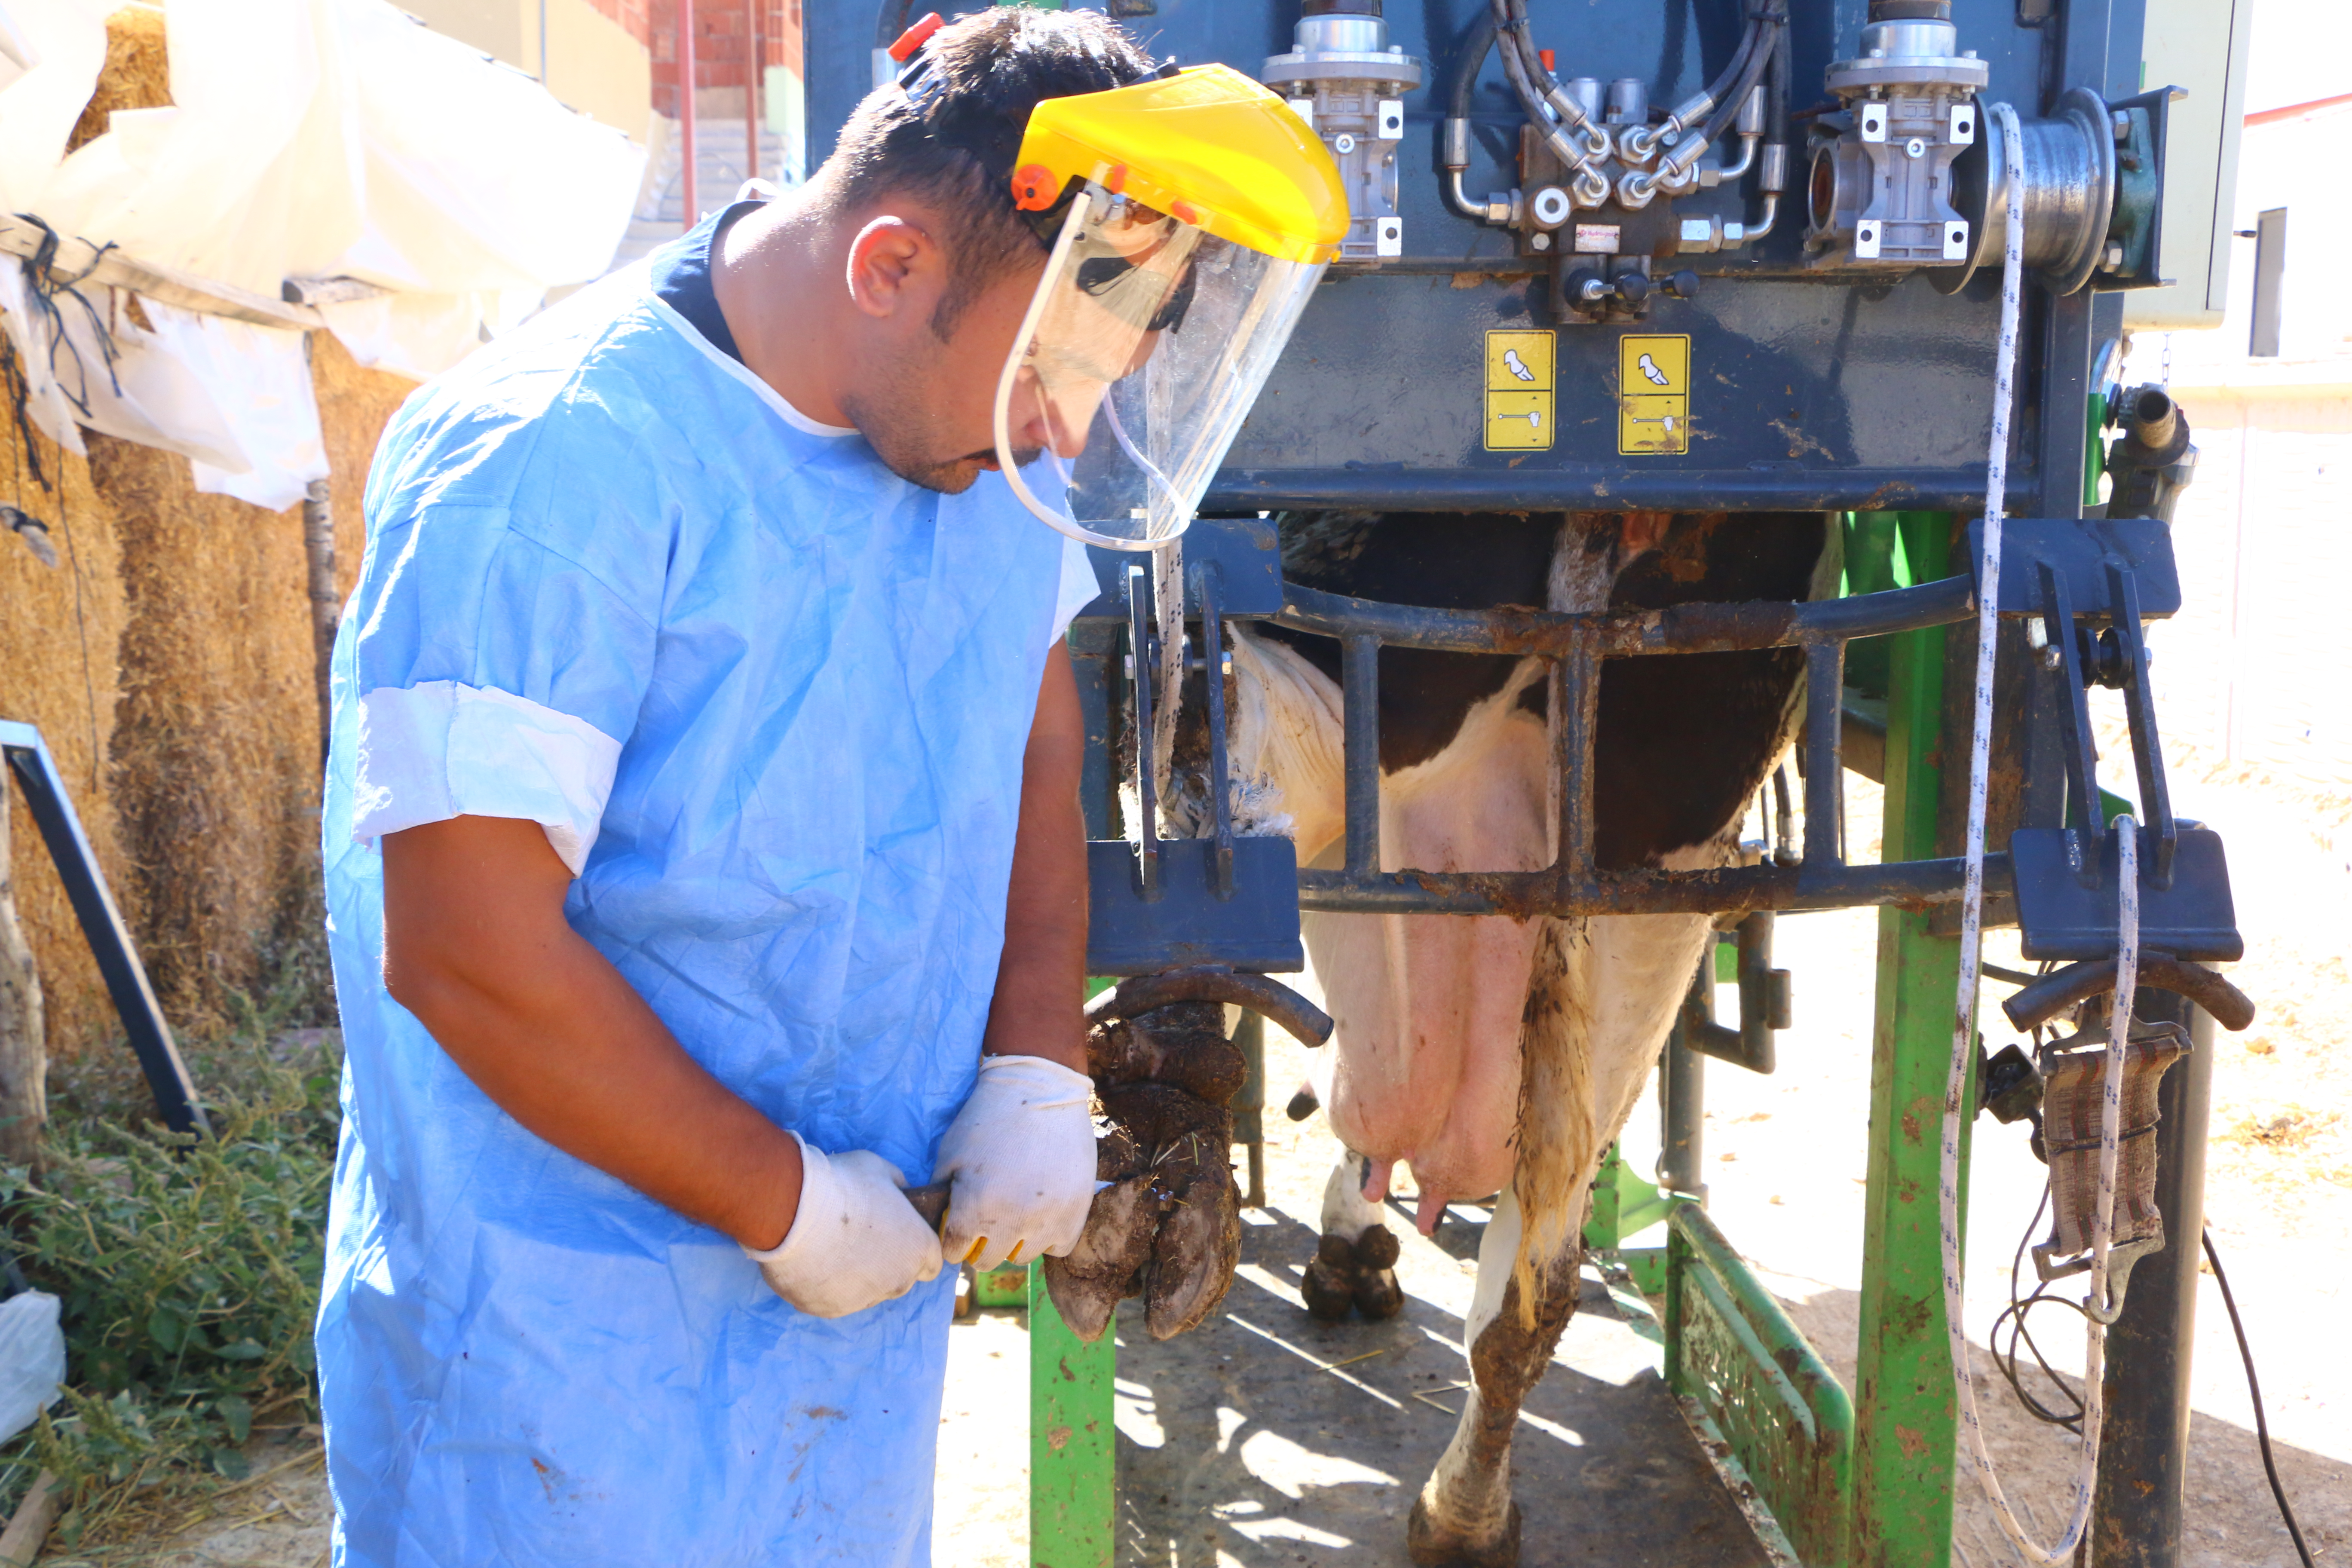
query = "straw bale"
xmin=86 ymin=432 xmax=329 ymax=1035
xmin=0 ymin=413 xmax=137 ymax=1064
xmin=0 ymin=10 xmax=427 ymax=1068
xmin=310 ymin=332 xmax=421 ymax=602
xmin=67 ymin=6 xmax=171 ymax=157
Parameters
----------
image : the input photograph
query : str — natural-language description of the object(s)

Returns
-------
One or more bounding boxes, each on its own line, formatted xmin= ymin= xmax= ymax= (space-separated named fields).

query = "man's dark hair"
xmin=817 ymin=8 xmax=1157 ymax=338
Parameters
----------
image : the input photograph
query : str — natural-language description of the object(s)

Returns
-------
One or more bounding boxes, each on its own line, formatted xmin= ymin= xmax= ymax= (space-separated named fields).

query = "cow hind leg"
xmin=1301 ymin=1150 xmax=1406 ymax=1322
xmin=1407 ymin=1185 xmax=1578 ymax=1568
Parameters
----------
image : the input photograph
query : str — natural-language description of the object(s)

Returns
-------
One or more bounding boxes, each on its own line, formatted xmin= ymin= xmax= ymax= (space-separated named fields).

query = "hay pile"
xmin=66 ymin=4 xmax=170 ymax=156
xmin=0 ymin=415 xmax=135 ymax=1062
xmin=2 ymin=5 xmax=421 ymax=1062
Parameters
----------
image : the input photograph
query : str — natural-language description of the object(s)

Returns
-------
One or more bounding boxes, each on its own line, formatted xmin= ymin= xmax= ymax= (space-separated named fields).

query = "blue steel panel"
xmin=803 ymin=1 xmax=2143 ymax=511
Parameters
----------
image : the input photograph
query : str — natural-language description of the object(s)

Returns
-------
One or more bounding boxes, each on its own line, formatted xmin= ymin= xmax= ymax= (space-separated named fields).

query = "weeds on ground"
xmin=0 ymin=980 xmax=340 ymax=1550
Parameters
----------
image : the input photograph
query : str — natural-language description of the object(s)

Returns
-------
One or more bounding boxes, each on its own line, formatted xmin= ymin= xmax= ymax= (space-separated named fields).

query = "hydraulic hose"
xmin=1698 ymin=6 xmax=1780 ymax=148
xmin=1623 ymin=11 xmax=1762 ymax=164
xmin=1489 ymin=0 xmax=1611 ymax=178
xmin=1445 ymin=11 xmax=1495 ymax=121
xmin=1440 ymin=12 xmax=1502 ymax=220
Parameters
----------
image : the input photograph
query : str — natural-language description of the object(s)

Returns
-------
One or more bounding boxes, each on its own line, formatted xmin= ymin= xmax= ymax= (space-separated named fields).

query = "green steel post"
xmin=1850 ymin=514 xmax=1975 ymax=1568
xmin=1029 ymin=1262 xmax=1116 ymax=1568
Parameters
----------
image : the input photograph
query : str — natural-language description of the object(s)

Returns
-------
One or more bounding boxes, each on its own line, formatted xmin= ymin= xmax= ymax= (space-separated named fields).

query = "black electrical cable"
xmin=2202 ymin=1229 xmax=2317 ymax=1568
xmin=1990 ymin=1185 xmax=2091 ymax=1433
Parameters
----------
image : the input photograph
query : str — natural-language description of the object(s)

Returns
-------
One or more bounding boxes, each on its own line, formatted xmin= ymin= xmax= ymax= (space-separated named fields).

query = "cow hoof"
xmin=1302 ymin=1234 xmax=1357 ymax=1321
xmin=1406 ymin=1495 xmax=1521 ymax=1568
xmin=1301 ymin=1225 xmax=1408 ymax=1321
xmin=1354 ymin=1266 xmax=1405 ymax=1320
xmin=1345 ymin=1225 xmax=1404 ymax=1319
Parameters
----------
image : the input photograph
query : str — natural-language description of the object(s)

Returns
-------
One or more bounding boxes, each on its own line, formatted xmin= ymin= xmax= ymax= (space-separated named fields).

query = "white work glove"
xmin=745 ymin=1134 xmax=944 ymax=1318
xmin=932 ymin=1054 xmax=1097 ymax=1271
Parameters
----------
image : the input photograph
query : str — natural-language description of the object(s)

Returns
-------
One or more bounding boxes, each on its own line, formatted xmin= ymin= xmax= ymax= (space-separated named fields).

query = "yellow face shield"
xmin=991 ymin=64 xmax=1347 ymax=551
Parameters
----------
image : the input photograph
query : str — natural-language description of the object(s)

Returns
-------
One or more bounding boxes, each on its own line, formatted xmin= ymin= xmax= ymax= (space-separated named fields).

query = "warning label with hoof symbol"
xmin=1617 ymin=334 xmax=1690 ymax=455
xmin=1484 ymin=329 xmax=1554 ymax=450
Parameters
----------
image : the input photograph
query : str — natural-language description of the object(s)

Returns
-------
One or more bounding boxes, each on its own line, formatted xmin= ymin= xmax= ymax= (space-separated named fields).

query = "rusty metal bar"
xmin=1341 ymin=633 xmax=1381 ymax=879
xmin=1297 ymin=852 xmax=2009 ymax=917
xmin=1274 ymin=572 xmax=1973 ymax=659
xmin=1803 ymin=640 xmax=1846 ymax=867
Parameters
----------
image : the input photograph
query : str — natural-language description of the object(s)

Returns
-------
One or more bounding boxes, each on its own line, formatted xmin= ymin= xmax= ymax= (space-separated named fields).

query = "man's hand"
xmin=933 ymin=1055 xmax=1095 ymax=1268
xmin=747 ymin=1136 xmax=944 ymax=1316
xmin=382 ymin=815 xmax=807 ymax=1253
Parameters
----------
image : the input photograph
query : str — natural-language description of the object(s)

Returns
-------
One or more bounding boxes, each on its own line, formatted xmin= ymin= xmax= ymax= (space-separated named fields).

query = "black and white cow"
xmin=1213 ymin=509 xmax=1834 ymax=1566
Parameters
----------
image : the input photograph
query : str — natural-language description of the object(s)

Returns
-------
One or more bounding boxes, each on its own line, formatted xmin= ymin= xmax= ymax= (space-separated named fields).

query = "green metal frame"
xmin=1645 ymin=512 xmax=1977 ymax=1568
xmin=1666 ymin=1206 xmax=1856 ymax=1568
xmin=1850 ymin=513 xmax=1971 ymax=1568
xmin=1029 ymin=1264 xmax=1117 ymax=1568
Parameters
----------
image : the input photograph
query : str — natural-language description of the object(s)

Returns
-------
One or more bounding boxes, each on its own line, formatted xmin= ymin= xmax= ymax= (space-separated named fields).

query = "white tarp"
xmin=0 ymin=0 xmax=645 ymax=510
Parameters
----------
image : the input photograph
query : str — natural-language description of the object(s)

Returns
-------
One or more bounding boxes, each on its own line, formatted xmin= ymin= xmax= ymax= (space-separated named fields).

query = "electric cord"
xmin=2202 ymin=1228 xmax=2316 ymax=1568
xmin=1981 ymin=1160 xmax=2320 ymax=1567
xmin=1989 ymin=1187 xmax=2089 ymax=1434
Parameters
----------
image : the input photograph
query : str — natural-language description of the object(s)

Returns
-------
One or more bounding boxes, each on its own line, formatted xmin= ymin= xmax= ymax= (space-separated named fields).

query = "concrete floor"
xmin=934 ymin=1096 xmax=1774 ymax=1568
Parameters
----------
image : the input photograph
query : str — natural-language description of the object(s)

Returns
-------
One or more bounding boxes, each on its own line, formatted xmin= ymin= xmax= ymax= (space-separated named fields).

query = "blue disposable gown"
xmin=315 ymin=259 xmax=1094 ymax=1566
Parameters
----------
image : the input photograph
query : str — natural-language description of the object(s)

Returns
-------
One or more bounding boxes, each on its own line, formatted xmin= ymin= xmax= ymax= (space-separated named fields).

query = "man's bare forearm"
xmin=981 ymin=643 xmax=1089 ymax=1074
xmin=383 ymin=816 xmax=805 ymax=1250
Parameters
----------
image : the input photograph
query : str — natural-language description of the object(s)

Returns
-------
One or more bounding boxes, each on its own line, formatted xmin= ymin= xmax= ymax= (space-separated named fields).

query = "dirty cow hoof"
xmin=1298 ymin=1224 xmax=1406 ymax=1321
xmin=1301 ymin=1234 xmax=1357 ymax=1321
xmin=1406 ymin=1495 xmax=1521 ymax=1568
xmin=1352 ymin=1225 xmax=1404 ymax=1320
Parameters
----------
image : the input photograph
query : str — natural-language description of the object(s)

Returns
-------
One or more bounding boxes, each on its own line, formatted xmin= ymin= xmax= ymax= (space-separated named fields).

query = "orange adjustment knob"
xmin=888 ymin=12 xmax=944 ymax=61
xmin=1011 ymin=164 xmax=1060 ymax=211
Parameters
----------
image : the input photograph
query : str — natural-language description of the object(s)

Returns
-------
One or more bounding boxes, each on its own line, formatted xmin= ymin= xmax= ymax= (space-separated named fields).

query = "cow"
xmin=1204 ymin=508 xmax=1835 ymax=1567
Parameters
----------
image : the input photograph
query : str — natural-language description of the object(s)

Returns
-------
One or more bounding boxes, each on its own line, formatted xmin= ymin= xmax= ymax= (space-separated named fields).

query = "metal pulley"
xmin=1802 ymin=0 xmax=2155 ymax=294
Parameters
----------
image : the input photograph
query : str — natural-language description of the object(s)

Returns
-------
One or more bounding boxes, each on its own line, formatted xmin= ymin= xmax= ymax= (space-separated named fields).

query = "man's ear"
xmin=844 ymin=215 xmax=943 ymax=322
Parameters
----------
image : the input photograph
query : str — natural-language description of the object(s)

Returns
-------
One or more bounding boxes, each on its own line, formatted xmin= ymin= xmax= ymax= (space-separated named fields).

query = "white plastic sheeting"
xmin=0 ymin=0 xmax=645 ymax=510
xmin=0 ymin=1291 xmax=65 ymax=1447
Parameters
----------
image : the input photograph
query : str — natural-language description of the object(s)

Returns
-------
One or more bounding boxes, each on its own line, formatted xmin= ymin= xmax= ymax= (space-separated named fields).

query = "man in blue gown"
xmin=316 ymin=12 xmax=1153 ymax=1563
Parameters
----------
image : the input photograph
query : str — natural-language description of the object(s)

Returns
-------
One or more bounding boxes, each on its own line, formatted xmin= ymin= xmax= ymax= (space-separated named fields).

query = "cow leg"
xmin=1406 ymin=1183 xmax=1577 ymax=1568
xmin=1301 ymin=1150 xmax=1406 ymax=1321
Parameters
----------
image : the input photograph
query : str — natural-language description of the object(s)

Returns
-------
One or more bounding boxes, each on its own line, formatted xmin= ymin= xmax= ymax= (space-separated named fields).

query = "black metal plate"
xmin=2009 ymin=826 xmax=2242 ymax=962
xmin=1072 ymin=516 xmax=1285 ymax=624
xmin=0 ymin=720 xmax=205 ymax=1135
xmin=1967 ymin=517 xmax=2182 ymax=618
xmin=1086 ymin=837 xmax=1305 ymax=976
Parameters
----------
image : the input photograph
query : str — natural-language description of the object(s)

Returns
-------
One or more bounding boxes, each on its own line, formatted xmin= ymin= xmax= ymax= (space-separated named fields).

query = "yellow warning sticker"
xmin=1488 ymin=390 xmax=1551 ymax=448
xmin=1617 ymin=334 xmax=1690 ymax=454
xmin=1484 ymin=329 xmax=1554 ymax=450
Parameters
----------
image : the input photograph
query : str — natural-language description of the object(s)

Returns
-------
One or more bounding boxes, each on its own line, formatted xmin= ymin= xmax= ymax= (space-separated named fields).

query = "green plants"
xmin=0 ymin=986 xmax=340 ymax=1548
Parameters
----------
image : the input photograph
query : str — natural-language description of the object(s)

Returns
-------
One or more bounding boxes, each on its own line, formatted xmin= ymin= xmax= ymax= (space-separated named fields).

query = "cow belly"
xmin=1308 ymin=687 xmax=1551 ymax=1208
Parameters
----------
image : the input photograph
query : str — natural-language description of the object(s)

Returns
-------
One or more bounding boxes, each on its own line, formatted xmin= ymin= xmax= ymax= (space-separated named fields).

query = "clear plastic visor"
xmin=994 ymin=184 xmax=1326 ymax=551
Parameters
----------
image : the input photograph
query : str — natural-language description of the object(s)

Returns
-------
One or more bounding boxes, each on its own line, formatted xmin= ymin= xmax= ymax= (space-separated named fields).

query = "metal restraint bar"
xmin=1275 ymin=513 xmax=2206 ymax=926
xmin=1275 ymin=570 xmax=1994 ymax=918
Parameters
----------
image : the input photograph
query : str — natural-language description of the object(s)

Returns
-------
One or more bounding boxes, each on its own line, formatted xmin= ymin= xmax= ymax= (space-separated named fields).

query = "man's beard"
xmin=839 ymin=383 xmax=1039 ymax=495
